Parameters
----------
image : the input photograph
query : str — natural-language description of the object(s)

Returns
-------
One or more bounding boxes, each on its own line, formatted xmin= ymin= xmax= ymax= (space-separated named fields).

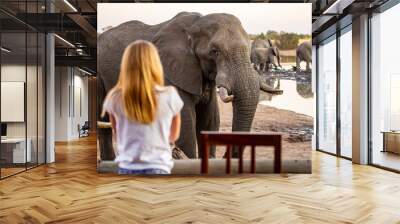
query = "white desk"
xmin=1 ymin=138 xmax=31 ymax=163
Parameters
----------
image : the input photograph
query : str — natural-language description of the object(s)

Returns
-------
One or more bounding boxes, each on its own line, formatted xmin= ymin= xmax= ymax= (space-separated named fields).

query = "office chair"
xmin=79 ymin=121 xmax=90 ymax=138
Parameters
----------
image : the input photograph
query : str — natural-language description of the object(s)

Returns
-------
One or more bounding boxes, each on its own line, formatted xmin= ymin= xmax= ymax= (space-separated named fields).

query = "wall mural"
xmin=97 ymin=3 xmax=313 ymax=174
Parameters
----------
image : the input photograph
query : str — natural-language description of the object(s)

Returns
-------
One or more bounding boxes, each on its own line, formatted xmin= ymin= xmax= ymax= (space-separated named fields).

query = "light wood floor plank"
xmin=0 ymin=135 xmax=399 ymax=223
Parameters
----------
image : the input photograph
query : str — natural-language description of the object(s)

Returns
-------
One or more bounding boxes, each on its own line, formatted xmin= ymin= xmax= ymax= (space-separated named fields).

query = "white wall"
xmin=54 ymin=67 xmax=89 ymax=141
xmin=55 ymin=66 xmax=69 ymax=141
xmin=1 ymin=65 xmax=37 ymax=137
xmin=1 ymin=63 xmax=46 ymax=164
xmin=1 ymin=66 xmax=26 ymax=139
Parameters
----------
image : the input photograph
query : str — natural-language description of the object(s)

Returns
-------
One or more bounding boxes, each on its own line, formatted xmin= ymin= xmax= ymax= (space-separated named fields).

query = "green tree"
xmin=265 ymin=30 xmax=279 ymax=40
xmin=250 ymin=30 xmax=311 ymax=49
xmin=255 ymin=32 xmax=266 ymax=40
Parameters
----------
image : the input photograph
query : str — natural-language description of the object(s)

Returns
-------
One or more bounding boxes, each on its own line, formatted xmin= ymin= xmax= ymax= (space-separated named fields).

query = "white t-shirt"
xmin=103 ymin=86 xmax=183 ymax=173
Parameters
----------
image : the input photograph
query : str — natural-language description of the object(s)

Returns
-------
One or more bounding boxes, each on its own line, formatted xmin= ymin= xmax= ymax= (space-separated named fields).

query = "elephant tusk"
xmin=217 ymin=87 xmax=234 ymax=103
xmin=260 ymin=82 xmax=283 ymax=95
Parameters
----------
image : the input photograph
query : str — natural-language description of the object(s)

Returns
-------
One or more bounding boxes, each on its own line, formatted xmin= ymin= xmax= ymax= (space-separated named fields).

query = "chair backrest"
xmin=81 ymin=121 xmax=90 ymax=130
xmin=200 ymin=131 xmax=282 ymax=174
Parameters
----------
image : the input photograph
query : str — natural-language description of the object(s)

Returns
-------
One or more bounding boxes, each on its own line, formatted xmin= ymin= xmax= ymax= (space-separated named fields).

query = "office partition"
xmin=0 ymin=1 xmax=47 ymax=179
xmin=370 ymin=3 xmax=400 ymax=171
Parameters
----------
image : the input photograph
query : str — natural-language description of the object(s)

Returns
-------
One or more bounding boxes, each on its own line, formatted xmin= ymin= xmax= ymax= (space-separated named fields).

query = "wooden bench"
xmin=200 ymin=131 xmax=282 ymax=174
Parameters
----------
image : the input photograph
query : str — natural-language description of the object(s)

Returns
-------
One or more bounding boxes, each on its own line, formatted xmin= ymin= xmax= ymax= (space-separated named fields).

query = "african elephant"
xmin=252 ymin=39 xmax=269 ymax=49
xmin=296 ymin=41 xmax=312 ymax=72
xmin=252 ymin=47 xmax=281 ymax=71
xmin=97 ymin=12 xmax=282 ymax=159
xmin=251 ymin=39 xmax=281 ymax=71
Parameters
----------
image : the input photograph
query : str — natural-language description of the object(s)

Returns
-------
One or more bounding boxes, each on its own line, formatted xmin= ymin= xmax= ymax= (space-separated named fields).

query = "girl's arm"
xmin=109 ymin=113 xmax=119 ymax=157
xmin=169 ymin=113 xmax=181 ymax=143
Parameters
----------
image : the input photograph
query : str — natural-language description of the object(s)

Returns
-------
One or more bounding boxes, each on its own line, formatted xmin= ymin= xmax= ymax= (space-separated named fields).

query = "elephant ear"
xmin=152 ymin=12 xmax=203 ymax=96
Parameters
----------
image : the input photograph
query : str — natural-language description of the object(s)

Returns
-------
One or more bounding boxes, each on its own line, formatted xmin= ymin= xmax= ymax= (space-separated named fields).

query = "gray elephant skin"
xmin=98 ymin=12 xmax=282 ymax=159
xmin=251 ymin=39 xmax=281 ymax=71
xmin=296 ymin=41 xmax=312 ymax=72
xmin=252 ymin=47 xmax=280 ymax=71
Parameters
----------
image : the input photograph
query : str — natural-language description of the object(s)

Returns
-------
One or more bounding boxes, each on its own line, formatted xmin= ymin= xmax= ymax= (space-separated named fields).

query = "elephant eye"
xmin=209 ymin=49 xmax=219 ymax=57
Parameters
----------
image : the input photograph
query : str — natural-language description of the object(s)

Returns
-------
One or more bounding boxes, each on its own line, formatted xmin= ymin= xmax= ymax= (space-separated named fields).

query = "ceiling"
xmin=0 ymin=0 xmax=391 ymax=75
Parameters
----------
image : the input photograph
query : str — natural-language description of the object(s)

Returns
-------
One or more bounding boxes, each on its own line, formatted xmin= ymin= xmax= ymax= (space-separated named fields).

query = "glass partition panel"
xmin=1 ymin=31 xmax=27 ymax=177
xmin=0 ymin=1 xmax=46 ymax=179
xmin=38 ymin=33 xmax=45 ymax=165
xmin=371 ymin=4 xmax=400 ymax=171
xmin=339 ymin=27 xmax=352 ymax=158
xmin=27 ymin=31 xmax=38 ymax=169
xmin=317 ymin=36 xmax=337 ymax=154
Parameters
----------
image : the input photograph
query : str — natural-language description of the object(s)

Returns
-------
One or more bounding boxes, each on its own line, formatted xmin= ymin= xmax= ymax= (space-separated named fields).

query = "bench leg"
xmin=238 ymin=146 xmax=244 ymax=174
xmin=201 ymin=135 xmax=209 ymax=174
xmin=274 ymin=139 xmax=282 ymax=173
xmin=226 ymin=145 xmax=231 ymax=174
xmin=251 ymin=145 xmax=256 ymax=173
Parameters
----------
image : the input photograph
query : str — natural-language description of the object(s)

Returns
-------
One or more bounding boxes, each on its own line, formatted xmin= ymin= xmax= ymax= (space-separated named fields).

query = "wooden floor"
xmin=0 ymin=136 xmax=400 ymax=223
xmin=1 ymin=167 xmax=26 ymax=178
xmin=372 ymin=151 xmax=400 ymax=171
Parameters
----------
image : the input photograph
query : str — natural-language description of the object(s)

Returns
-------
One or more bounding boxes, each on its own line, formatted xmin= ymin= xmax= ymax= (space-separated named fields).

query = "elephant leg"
xmin=97 ymin=77 xmax=115 ymax=161
xmin=306 ymin=61 xmax=311 ymax=72
xmin=175 ymin=89 xmax=197 ymax=158
xmin=195 ymin=85 xmax=219 ymax=158
xmin=273 ymin=62 xmax=278 ymax=70
xmin=296 ymin=57 xmax=301 ymax=72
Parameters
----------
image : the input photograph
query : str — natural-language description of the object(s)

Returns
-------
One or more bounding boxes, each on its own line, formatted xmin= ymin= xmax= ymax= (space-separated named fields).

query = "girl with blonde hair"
xmin=102 ymin=40 xmax=183 ymax=175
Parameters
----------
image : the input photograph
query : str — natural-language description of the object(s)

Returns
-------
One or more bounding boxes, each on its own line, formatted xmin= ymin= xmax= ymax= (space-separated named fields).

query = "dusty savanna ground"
xmin=216 ymin=91 xmax=313 ymax=160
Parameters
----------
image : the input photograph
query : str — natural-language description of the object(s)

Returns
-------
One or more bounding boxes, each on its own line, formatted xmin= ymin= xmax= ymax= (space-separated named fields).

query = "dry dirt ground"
xmin=216 ymin=92 xmax=313 ymax=161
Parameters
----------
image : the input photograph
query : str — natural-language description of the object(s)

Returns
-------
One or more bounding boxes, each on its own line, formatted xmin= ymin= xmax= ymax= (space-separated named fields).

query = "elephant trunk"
xmin=231 ymin=68 xmax=259 ymax=132
xmin=216 ymin=46 xmax=260 ymax=132
xmin=232 ymin=90 xmax=259 ymax=132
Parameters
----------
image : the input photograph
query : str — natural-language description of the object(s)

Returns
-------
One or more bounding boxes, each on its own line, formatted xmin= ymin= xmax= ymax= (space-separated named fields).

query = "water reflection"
xmin=295 ymin=73 xmax=313 ymax=99
xmin=259 ymin=72 xmax=314 ymax=117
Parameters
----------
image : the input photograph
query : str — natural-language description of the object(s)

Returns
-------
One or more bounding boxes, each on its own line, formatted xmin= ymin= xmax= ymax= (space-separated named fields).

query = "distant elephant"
xmin=252 ymin=47 xmax=281 ymax=71
xmin=97 ymin=12 xmax=282 ymax=159
xmin=296 ymin=41 xmax=312 ymax=72
xmin=251 ymin=39 xmax=281 ymax=71
xmin=251 ymin=39 xmax=269 ymax=48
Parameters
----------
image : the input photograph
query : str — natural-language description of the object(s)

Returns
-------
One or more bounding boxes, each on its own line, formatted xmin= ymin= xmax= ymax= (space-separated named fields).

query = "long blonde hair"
xmin=103 ymin=40 xmax=164 ymax=124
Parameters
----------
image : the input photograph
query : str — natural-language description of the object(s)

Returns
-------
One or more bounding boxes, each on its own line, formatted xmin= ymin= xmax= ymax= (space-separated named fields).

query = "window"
xmin=339 ymin=27 xmax=352 ymax=158
xmin=317 ymin=36 xmax=337 ymax=154
xmin=0 ymin=3 xmax=46 ymax=179
xmin=370 ymin=3 xmax=400 ymax=171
